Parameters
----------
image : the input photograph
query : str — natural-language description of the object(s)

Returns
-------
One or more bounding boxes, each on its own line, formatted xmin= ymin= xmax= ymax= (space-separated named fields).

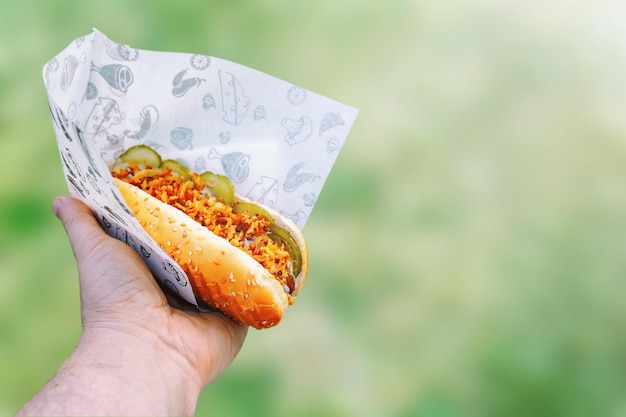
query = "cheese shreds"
xmin=112 ymin=163 xmax=294 ymax=291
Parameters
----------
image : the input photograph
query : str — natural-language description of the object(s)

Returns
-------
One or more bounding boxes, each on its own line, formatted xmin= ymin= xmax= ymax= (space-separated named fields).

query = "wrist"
xmin=78 ymin=326 xmax=203 ymax=415
xmin=18 ymin=326 xmax=203 ymax=416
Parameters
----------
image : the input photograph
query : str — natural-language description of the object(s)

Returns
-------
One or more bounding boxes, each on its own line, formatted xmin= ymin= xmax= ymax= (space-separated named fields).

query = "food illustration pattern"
xmin=254 ymin=105 xmax=267 ymax=121
xmin=85 ymin=97 xmax=124 ymax=137
xmin=61 ymin=53 xmax=86 ymax=90
xmin=219 ymin=70 xmax=250 ymax=125
xmin=326 ymin=137 xmax=340 ymax=153
xmin=172 ymin=68 xmax=205 ymax=97
xmin=91 ymin=62 xmax=134 ymax=93
xmin=162 ymin=260 xmax=189 ymax=287
xmin=287 ymin=85 xmax=307 ymax=106
xmin=170 ymin=126 xmax=194 ymax=150
xmin=190 ymin=54 xmax=211 ymax=70
xmin=81 ymin=82 xmax=99 ymax=104
xmin=280 ymin=210 xmax=308 ymax=226
xmin=282 ymin=115 xmax=313 ymax=146
xmin=203 ymin=93 xmax=216 ymax=110
xmin=283 ymin=162 xmax=319 ymax=193
xmin=45 ymin=29 xmax=358 ymax=284
xmin=319 ymin=112 xmax=345 ymax=136
xmin=208 ymin=148 xmax=250 ymax=183
xmin=219 ymin=131 xmax=231 ymax=144
xmin=49 ymin=95 xmax=196 ymax=303
xmin=246 ymin=176 xmax=280 ymax=208
xmin=124 ymin=105 xmax=159 ymax=140
xmin=101 ymin=34 xmax=139 ymax=61
xmin=44 ymin=58 xmax=59 ymax=92
xmin=303 ymin=193 xmax=317 ymax=207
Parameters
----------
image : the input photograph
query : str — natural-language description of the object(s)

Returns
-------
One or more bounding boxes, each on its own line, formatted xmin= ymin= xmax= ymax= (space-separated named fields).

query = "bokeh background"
xmin=2 ymin=1 xmax=626 ymax=416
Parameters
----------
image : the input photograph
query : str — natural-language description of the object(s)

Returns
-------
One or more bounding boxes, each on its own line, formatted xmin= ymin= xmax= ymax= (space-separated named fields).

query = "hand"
xmin=17 ymin=196 xmax=248 ymax=416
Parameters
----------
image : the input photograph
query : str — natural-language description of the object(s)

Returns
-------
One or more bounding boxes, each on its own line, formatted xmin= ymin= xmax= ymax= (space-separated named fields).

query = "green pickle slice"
xmin=200 ymin=171 xmax=235 ymax=205
xmin=269 ymin=223 xmax=303 ymax=278
xmin=233 ymin=202 xmax=274 ymax=223
xmin=114 ymin=145 xmax=302 ymax=280
xmin=119 ymin=144 xmax=162 ymax=168
xmin=161 ymin=159 xmax=192 ymax=179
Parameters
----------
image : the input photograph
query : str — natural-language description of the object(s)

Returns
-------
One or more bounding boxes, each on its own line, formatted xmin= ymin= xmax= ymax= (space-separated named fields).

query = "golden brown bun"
xmin=113 ymin=178 xmax=308 ymax=329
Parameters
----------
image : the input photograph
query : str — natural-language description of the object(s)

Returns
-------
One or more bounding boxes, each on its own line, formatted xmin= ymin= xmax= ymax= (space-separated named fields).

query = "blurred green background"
xmin=2 ymin=1 xmax=626 ymax=416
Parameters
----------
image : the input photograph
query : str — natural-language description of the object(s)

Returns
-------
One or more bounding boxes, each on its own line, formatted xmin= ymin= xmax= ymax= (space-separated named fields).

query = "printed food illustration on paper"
xmin=219 ymin=70 xmax=251 ymax=125
xmin=44 ymin=29 xmax=358 ymax=306
xmin=208 ymin=148 xmax=250 ymax=183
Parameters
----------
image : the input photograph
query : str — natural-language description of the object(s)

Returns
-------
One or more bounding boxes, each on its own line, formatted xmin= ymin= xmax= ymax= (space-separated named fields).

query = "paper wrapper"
xmin=43 ymin=29 xmax=358 ymax=307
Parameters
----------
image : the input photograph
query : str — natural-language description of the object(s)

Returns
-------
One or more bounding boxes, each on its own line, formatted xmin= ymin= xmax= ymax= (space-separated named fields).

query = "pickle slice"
xmin=200 ymin=171 xmax=235 ymax=206
xmin=233 ymin=202 xmax=274 ymax=223
xmin=160 ymin=159 xmax=192 ymax=179
xmin=119 ymin=144 xmax=162 ymax=168
xmin=269 ymin=223 xmax=303 ymax=278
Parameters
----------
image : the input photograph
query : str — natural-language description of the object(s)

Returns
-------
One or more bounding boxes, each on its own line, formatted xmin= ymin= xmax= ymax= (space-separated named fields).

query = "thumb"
xmin=52 ymin=196 xmax=109 ymax=262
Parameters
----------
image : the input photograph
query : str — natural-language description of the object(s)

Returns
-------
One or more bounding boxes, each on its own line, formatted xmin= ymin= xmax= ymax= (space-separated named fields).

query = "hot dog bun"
xmin=114 ymin=177 xmax=308 ymax=329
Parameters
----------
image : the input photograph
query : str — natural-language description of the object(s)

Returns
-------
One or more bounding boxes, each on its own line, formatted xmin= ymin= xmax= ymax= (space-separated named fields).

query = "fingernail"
xmin=52 ymin=196 xmax=67 ymax=217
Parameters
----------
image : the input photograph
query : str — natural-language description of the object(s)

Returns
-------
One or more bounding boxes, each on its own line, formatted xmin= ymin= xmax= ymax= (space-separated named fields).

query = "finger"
xmin=52 ymin=196 xmax=110 ymax=262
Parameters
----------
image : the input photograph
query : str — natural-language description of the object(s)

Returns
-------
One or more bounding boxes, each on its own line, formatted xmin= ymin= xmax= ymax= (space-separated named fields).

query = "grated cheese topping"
xmin=112 ymin=163 xmax=294 ymax=293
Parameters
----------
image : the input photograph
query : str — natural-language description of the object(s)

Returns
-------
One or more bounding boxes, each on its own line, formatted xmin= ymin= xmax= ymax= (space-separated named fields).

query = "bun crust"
xmin=114 ymin=178 xmax=306 ymax=329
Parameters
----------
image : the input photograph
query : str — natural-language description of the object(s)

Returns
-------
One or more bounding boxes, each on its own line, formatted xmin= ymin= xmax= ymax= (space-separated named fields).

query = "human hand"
xmin=17 ymin=196 xmax=247 ymax=416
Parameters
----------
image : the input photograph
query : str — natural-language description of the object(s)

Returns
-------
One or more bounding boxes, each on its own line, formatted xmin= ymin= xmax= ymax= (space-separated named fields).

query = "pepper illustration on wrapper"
xmin=172 ymin=68 xmax=205 ymax=97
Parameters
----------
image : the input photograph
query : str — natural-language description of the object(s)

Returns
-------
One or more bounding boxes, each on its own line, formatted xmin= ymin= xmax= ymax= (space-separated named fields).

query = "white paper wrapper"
xmin=43 ymin=29 xmax=358 ymax=307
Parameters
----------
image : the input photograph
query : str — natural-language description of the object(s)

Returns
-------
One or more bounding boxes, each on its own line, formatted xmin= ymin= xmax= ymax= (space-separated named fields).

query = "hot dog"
xmin=110 ymin=145 xmax=308 ymax=329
